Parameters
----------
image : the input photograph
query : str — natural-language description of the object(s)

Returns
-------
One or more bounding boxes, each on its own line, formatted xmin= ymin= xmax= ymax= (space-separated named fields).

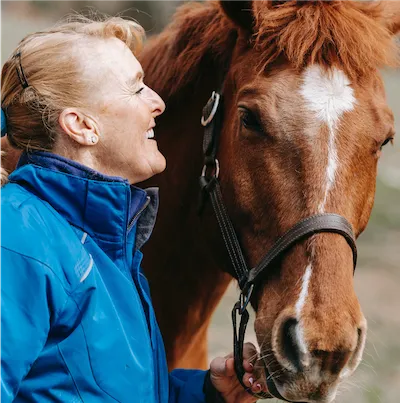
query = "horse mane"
xmin=142 ymin=1 xmax=398 ymax=97
xmin=141 ymin=2 xmax=236 ymax=97
xmin=253 ymin=1 xmax=398 ymax=80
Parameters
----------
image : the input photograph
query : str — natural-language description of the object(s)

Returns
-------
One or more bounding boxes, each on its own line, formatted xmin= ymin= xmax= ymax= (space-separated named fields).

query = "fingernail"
xmin=249 ymin=377 xmax=254 ymax=385
xmin=249 ymin=363 xmax=254 ymax=369
xmin=256 ymin=384 xmax=262 ymax=391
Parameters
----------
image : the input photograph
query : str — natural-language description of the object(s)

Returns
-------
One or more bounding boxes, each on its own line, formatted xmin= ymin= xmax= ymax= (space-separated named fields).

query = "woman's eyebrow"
xmin=126 ymin=71 xmax=145 ymax=87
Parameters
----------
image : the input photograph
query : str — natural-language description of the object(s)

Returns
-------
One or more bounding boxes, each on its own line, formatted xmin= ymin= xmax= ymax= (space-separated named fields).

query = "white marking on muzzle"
xmin=299 ymin=65 xmax=356 ymax=213
xmin=295 ymin=264 xmax=312 ymax=354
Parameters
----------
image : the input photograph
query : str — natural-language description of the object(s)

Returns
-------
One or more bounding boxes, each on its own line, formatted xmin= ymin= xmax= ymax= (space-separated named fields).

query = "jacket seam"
xmin=1 ymin=246 xmax=72 ymax=297
xmin=10 ymin=193 xmax=36 ymax=211
xmin=57 ymin=345 xmax=85 ymax=402
xmin=1 ymin=246 xmax=75 ymax=333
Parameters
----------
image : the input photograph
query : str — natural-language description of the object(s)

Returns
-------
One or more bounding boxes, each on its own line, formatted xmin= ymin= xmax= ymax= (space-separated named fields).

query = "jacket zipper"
xmin=124 ymin=193 xmax=156 ymax=398
xmin=127 ymin=196 xmax=150 ymax=233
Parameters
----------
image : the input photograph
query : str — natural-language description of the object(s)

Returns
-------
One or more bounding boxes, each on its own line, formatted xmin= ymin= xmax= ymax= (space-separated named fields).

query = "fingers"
xmin=210 ymin=353 xmax=268 ymax=401
xmin=241 ymin=343 xmax=267 ymax=395
xmin=210 ymin=356 xmax=229 ymax=377
xmin=243 ymin=371 xmax=266 ymax=391
xmin=227 ymin=356 xmax=255 ymax=378
xmin=225 ymin=357 xmax=235 ymax=377
xmin=216 ymin=358 xmax=263 ymax=396
xmin=243 ymin=359 xmax=254 ymax=373
xmin=210 ymin=355 xmax=256 ymax=379
xmin=243 ymin=342 xmax=259 ymax=366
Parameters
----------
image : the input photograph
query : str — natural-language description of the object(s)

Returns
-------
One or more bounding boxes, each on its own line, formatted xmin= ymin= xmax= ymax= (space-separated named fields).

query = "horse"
xmin=139 ymin=1 xmax=400 ymax=401
xmin=1 ymin=1 xmax=399 ymax=401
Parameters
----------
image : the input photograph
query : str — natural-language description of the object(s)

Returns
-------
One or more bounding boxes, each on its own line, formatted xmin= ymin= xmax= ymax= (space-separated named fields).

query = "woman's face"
xmin=84 ymin=38 xmax=166 ymax=183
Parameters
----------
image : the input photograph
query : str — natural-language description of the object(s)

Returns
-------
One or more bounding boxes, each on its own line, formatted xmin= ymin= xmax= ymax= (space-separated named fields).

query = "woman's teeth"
xmin=146 ymin=129 xmax=155 ymax=139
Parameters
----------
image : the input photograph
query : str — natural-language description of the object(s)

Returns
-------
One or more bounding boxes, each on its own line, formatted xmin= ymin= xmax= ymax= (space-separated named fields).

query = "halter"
xmin=199 ymin=90 xmax=357 ymax=401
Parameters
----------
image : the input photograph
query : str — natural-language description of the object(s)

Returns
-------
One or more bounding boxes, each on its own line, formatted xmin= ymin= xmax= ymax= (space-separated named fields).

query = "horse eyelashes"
xmin=239 ymin=107 xmax=263 ymax=132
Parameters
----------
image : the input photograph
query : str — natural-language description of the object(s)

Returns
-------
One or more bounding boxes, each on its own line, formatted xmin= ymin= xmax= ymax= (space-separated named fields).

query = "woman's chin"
xmin=152 ymin=154 xmax=167 ymax=175
xmin=131 ymin=155 xmax=166 ymax=184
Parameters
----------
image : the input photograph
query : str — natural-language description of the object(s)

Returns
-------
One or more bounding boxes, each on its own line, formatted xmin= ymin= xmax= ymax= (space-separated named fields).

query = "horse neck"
xmin=139 ymin=33 xmax=234 ymax=368
xmin=138 ymin=5 xmax=235 ymax=237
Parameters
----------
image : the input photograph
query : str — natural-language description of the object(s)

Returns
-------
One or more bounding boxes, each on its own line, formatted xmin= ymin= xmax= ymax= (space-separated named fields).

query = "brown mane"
xmin=253 ymin=1 xmax=398 ymax=79
xmin=144 ymin=0 xmax=398 ymax=96
xmin=142 ymin=1 xmax=236 ymax=96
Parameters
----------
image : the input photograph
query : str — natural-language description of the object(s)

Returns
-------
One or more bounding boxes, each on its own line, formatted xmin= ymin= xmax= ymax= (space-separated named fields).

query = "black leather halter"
xmin=199 ymin=91 xmax=358 ymax=400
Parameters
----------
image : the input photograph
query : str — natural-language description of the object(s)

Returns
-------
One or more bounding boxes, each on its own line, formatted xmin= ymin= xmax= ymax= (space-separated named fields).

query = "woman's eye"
xmin=135 ymin=87 xmax=145 ymax=95
xmin=380 ymin=136 xmax=394 ymax=150
xmin=239 ymin=107 xmax=262 ymax=131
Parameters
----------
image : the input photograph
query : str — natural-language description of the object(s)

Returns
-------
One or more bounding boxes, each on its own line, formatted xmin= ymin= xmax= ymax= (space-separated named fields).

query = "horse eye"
xmin=239 ymin=107 xmax=262 ymax=132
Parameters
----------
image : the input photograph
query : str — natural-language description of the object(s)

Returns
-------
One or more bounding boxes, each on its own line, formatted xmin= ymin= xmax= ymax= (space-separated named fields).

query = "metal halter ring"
xmin=201 ymin=91 xmax=221 ymax=126
xmin=201 ymin=159 xmax=220 ymax=179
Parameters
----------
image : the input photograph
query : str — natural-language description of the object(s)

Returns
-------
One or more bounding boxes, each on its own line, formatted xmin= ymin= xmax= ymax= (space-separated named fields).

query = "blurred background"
xmin=2 ymin=1 xmax=399 ymax=402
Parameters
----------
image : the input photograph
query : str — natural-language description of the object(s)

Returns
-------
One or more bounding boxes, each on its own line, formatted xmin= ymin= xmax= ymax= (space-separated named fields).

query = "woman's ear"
xmin=219 ymin=1 xmax=254 ymax=33
xmin=59 ymin=109 xmax=100 ymax=146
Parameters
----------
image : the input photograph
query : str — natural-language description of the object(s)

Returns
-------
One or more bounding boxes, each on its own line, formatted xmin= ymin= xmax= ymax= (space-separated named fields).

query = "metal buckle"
xmin=201 ymin=91 xmax=220 ymax=127
xmin=239 ymin=284 xmax=254 ymax=314
xmin=201 ymin=159 xmax=220 ymax=179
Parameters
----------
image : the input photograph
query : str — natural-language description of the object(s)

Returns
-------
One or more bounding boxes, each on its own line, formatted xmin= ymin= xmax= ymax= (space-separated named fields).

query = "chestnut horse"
xmin=140 ymin=1 xmax=399 ymax=401
xmin=1 ymin=1 xmax=399 ymax=401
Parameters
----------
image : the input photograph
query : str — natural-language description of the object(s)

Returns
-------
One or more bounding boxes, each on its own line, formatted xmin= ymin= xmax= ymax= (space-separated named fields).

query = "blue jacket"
xmin=1 ymin=152 xmax=207 ymax=402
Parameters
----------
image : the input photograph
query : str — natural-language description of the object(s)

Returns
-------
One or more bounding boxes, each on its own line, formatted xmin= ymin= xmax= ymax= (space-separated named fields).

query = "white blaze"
xmin=294 ymin=66 xmax=356 ymax=354
xmin=299 ymin=65 xmax=356 ymax=213
xmin=295 ymin=264 xmax=313 ymax=354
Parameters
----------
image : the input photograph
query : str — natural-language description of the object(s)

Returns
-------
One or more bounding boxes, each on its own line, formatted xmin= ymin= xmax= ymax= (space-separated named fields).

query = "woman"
xmin=1 ymin=15 xmax=266 ymax=402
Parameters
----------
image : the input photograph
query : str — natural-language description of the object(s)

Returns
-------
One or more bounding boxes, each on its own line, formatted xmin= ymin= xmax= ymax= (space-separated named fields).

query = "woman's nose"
xmin=148 ymin=86 xmax=166 ymax=117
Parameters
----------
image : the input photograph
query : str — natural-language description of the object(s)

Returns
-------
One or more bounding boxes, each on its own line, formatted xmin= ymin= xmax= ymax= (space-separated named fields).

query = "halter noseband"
xmin=199 ymin=90 xmax=357 ymax=401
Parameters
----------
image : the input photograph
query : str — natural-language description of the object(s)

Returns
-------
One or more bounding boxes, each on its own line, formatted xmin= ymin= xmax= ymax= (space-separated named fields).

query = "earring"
xmin=90 ymin=135 xmax=98 ymax=144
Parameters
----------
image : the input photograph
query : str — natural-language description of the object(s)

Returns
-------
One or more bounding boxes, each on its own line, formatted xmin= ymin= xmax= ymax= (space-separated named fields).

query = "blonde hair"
xmin=1 ymin=14 xmax=145 ymax=153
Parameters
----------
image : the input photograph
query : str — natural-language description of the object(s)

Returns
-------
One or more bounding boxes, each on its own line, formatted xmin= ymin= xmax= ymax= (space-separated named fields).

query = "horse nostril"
xmin=343 ymin=323 xmax=367 ymax=376
xmin=280 ymin=318 xmax=303 ymax=372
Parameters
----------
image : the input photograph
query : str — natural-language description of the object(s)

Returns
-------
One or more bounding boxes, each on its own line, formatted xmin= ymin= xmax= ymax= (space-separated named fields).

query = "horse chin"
xmin=263 ymin=361 xmax=338 ymax=403
xmin=264 ymin=367 xmax=296 ymax=402
xmin=263 ymin=364 xmax=299 ymax=403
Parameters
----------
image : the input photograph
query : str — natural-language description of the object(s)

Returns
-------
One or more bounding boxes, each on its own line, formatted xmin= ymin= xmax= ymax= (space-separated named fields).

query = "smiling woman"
xmin=1 ymin=16 xmax=166 ymax=184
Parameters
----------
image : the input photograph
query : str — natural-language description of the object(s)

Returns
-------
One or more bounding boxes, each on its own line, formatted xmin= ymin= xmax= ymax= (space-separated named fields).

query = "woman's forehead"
xmin=83 ymin=38 xmax=142 ymax=84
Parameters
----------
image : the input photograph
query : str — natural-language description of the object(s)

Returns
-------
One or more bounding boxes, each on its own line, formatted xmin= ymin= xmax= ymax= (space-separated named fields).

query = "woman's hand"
xmin=209 ymin=343 xmax=267 ymax=403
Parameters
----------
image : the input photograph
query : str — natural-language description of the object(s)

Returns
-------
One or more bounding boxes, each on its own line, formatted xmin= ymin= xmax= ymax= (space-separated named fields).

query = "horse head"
xmin=213 ymin=1 xmax=399 ymax=401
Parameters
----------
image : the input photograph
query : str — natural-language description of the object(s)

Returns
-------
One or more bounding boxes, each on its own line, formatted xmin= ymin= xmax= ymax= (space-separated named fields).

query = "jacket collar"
xmin=10 ymin=151 xmax=158 ymax=246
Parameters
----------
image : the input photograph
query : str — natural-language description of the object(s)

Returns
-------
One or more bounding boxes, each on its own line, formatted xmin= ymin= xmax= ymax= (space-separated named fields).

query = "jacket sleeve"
xmin=1 ymin=247 xmax=69 ymax=401
xmin=168 ymin=369 xmax=208 ymax=403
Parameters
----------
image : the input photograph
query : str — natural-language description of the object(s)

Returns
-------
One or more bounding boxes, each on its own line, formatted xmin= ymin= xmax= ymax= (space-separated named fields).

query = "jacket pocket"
xmin=77 ymin=258 xmax=156 ymax=403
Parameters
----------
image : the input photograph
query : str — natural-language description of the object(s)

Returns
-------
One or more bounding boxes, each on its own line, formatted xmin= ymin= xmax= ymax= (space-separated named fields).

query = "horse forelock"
xmin=252 ymin=1 xmax=398 ymax=80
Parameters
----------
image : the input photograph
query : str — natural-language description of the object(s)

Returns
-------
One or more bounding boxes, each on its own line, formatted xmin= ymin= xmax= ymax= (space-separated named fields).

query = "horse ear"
xmin=219 ymin=1 xmax=254 ymax=32
xmin=381 ymin=1 xmax=400 ymax=35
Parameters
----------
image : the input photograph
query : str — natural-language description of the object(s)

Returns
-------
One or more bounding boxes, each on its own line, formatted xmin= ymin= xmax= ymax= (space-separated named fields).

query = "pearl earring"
xmin=90 ymin=135 xmax=98 ymax=144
